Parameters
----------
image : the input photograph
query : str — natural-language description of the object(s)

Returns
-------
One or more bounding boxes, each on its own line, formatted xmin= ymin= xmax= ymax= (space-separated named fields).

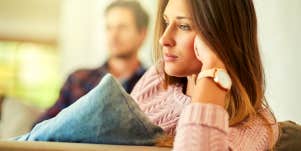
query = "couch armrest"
xmin=0 ymin=141 xmax=171 ymax=151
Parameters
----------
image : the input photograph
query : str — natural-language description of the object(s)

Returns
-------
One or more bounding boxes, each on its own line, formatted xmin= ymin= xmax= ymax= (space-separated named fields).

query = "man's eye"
xmin=163 ymin=20 xmax=169 ymax=26
xmin=179 ymin=24 xmax=191 ymax=31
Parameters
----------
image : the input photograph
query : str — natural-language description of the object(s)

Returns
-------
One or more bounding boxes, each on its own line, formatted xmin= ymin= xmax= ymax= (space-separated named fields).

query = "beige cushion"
xmin=0 ymin=98 xmax=44 ymax=138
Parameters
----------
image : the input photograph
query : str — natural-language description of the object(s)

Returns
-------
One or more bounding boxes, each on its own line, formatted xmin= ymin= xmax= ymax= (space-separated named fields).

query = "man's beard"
xmin=112 ymin=50 xmax=136 ymax=60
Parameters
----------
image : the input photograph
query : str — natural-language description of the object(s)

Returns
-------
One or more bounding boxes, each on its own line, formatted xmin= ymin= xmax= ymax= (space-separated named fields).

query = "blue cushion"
xmin=14 ymin=74 xmax=164 ymax=145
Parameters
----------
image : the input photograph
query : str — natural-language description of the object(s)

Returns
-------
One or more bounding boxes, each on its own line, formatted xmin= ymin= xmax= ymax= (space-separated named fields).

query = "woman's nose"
xmin=159 ymin=25 xmax=175 ymax=47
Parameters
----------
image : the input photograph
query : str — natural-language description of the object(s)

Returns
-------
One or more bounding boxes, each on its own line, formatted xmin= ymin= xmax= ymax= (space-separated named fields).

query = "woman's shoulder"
xmin=130 ymin=65 xmax=164 ymax=99
xmin=135 ymin=64 xmax=163 ymax=87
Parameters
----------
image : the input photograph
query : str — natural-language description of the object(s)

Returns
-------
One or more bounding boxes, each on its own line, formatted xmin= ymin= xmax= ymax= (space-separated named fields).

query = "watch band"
xmin=197 ymin=68 xmax=216 ymax=81
xmin=197 ymin=68 xmax=231 ymax=91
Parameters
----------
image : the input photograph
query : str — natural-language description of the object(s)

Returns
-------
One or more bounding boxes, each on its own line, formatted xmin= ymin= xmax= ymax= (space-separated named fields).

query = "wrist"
xmin=201 ymin=60 xmax=226 ymax=71
xmin=197 ymin=68 xmax=232 ymax=92
xmin=191 ymin=78 xmax=227 ymax=107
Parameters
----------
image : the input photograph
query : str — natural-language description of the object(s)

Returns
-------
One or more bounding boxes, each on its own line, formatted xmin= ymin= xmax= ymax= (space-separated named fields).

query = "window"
xmin=0 ymin=41 xmax=61 ymax=108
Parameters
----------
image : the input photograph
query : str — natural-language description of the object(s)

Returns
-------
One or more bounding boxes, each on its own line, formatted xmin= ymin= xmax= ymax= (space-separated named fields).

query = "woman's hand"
xmin=187 ymin=35 xmax=228 ymax=107
xmin=194 ymin=35 xmax=225 ymax=70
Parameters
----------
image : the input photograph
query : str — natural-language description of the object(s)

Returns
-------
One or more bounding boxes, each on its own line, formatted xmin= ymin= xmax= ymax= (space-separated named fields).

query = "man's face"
xmin=105 ymin=7 xmax=145 ymax=58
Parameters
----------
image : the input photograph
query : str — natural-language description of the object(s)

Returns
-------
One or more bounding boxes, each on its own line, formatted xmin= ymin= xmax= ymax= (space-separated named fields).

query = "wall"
xmin=0 ymin=0 xmax=60 ymax=44
xmin=255 ymin=0 xmax=301 ymax=123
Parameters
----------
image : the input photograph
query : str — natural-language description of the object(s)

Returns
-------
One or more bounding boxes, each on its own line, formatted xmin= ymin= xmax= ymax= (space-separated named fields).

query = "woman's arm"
xmin=172 ymin=36 xmax=277 ymax=151
xmin=173 ymin=102 xmax=278 ymax=151
xmin=173 ymin=103 xmax=229 ymax=151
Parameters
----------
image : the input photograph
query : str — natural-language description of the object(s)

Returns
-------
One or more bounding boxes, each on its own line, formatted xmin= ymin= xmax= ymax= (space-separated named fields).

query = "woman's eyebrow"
xmin=176 ymin=16 xmax=192 ymax=20
xmin=163 ymin=14 xmax=191 ymax=20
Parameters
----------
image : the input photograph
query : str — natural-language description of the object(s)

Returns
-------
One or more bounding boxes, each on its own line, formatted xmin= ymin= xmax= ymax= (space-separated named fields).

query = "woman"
xmin=131 ymin=0 xmax=279 ymax=150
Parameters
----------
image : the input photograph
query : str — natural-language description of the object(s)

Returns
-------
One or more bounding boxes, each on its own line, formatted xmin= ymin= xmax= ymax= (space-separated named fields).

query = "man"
xmin=34 ymin=0 xmax=149 ymax=125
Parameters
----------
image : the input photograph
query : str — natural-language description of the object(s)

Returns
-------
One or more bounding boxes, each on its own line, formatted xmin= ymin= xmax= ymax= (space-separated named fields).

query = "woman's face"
xmin=159 ymin=0 xmax=203 ymax=77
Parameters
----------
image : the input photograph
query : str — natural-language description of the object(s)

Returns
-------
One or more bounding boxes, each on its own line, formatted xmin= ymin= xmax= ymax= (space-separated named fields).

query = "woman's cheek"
xmin=181 ymin=34 xmax=203 ymax=73
xmin=179 ymin=34 xmax=197 ymax=59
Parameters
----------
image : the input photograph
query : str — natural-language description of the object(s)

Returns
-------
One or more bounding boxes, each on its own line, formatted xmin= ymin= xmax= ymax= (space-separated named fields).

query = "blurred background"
xmin=0 ymin=0 xmax=300 ymax=138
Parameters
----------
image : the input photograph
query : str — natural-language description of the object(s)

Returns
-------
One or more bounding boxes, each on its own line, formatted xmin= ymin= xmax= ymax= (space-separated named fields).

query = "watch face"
xmin=214 ymin=70 xmax=232 ymax=90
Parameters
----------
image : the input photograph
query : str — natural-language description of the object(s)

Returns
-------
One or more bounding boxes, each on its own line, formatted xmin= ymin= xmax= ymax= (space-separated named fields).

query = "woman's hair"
xmin=154 ymin=0 xmax=275 ymax=148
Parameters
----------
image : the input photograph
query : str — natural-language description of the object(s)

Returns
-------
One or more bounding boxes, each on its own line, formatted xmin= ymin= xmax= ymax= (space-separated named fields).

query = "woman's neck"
xmin=185 ymin=77 xmax=195 ymax=97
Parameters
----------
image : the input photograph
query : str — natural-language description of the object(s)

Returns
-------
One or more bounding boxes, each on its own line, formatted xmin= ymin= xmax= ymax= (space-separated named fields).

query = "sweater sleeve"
xmin=173 ymin=103 xmax=279 ymax=151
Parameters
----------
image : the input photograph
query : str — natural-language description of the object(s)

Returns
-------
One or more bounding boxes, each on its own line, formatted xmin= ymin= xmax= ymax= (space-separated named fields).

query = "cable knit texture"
xmin=131 ymin=65 xmax=279 ymax=151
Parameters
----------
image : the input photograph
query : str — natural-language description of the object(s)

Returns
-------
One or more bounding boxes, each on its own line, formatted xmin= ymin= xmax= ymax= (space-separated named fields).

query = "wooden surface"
xmin=0 ymin=141 xmax=171 ymax=151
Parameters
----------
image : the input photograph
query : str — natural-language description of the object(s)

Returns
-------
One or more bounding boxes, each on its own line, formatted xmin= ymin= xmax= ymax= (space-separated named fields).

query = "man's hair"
xmin=105 ymin=0 xmax=149 ymax=31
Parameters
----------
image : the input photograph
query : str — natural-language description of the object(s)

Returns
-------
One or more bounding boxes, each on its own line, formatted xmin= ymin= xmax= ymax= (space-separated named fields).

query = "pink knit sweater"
xmin=131 ymin=66 xmax=279 ymax=151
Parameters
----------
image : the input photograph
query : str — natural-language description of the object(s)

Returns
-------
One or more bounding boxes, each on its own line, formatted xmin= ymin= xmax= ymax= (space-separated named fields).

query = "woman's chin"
xmin=164 ymin=66 xmax=186 ymax=77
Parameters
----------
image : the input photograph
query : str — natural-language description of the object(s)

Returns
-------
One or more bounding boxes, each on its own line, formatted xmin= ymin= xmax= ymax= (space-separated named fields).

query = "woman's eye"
xmin=179 ymin=24 xmax=191 ymax=31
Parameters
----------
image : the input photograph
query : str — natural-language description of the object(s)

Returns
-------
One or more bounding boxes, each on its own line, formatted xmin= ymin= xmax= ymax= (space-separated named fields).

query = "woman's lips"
xmin=164 ymin=53 xmax=178 ymax=62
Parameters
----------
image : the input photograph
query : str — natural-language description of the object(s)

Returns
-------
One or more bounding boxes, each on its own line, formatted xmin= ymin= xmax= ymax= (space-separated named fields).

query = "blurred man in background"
xmin=34 ymin=0 xmax=149 ymax=125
